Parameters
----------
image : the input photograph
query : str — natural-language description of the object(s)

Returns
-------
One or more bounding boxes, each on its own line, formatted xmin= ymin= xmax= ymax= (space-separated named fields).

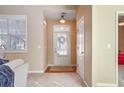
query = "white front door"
xmin=77 ymin=17 xmax=85 ymax=79
xmin=53 ymin=25 xmax=71 ymax=66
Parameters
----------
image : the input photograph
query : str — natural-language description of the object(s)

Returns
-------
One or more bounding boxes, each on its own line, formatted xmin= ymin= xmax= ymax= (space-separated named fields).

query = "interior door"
xmin=53 ymin=25 xmax=71 ymax=66
xmin=77 ymin=17 xmax=85 ymax=79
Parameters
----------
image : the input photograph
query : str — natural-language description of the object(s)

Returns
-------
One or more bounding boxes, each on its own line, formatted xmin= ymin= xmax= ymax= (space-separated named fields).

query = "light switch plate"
xmin=107 ymin=44 xmax=111 ymax=49
xmin=38 ymin=45 xmax=41 ymax=49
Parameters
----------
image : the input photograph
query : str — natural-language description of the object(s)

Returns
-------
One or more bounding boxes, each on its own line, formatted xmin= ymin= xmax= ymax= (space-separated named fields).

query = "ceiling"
xmin=118 ymin=15 xmax=124 ymax=26
xmin=119 ymin=16 xmax=124 ymax=23
xmin=118 ymin=13 xmax=124 ymax=22
xmin=45 ymin=10 xmax=76 ymax=20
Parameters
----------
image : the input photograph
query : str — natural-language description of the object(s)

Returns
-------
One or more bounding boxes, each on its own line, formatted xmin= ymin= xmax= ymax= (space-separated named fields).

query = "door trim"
xmin=48 ymin=64 xmax=77 ymax=67
xmin=76 ymin=16 xmax=85 ymax=79
xmin=77 ymin=16 xmax=84 ymax=27
xmin=115 ymin=11 xmax=124 ymax=86
xmin=115 ymin=11 xmax=119 ymax=87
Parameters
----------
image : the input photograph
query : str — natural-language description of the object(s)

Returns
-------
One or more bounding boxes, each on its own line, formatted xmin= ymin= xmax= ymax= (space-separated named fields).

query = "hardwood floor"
xmin=45 ymin=66 xmax=76 ymax=73
xmin=119 ymin=65 xmax=124 ymax=86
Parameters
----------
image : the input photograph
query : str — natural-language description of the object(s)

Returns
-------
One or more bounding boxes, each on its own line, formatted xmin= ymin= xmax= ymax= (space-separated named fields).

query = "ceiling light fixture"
xmin=119 ymin=22 xmax=124 ymax=26
xmin=59 ymin=12 xmax=66 ymax=24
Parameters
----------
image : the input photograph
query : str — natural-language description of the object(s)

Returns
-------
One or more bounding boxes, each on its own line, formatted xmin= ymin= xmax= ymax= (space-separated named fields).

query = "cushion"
xmin=4 ymin=59 xmax=24 ymax=69
xmin=0 ymin=59 xmax=9 ymax=65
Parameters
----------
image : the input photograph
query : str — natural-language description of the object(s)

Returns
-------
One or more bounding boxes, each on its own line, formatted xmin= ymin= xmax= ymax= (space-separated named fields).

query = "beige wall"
xmin=119 ymin=26 xmax=124 ymax=51
xmin=47 ymin=19 xmax=76 ymax=65
xmin=77 ymin=5 xmax=92 ymax=86
xmin=0 ymin=5 xmax=77 ymax=72
xmin=92 ymin=5 xmax=124 ymax=86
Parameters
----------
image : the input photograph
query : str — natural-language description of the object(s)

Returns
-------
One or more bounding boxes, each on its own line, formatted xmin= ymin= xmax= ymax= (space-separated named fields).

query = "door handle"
xmin=77 ymin=46 xmax=79 ymax=50
xmin=55 ymin=48 xmax=57 ymax=53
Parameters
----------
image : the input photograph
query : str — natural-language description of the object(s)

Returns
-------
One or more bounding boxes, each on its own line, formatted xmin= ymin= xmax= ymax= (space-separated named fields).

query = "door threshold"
xmin=45 ymin=66 xmax=76 ymax=73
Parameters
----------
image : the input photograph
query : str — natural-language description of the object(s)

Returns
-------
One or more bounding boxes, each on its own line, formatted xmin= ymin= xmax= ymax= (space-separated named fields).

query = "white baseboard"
xmin=93 ymin=83 xmax=118 ymax=87
xmin=48 ymin=64 xmax=77 ymax=66
xmin=43 ymin=65 xmax=48 ymax=72
xmin=83 ymin=80 xmax=89 ymax=87
xmin=76 ymin=73 xmax=89 ymax=87
xmin=28 ymin=70 xmax=44 ymax=73
xmin=28 ymin=65 xmax=48 ymax=74
xmin=28 ymin=64 xmax=76 ymax=73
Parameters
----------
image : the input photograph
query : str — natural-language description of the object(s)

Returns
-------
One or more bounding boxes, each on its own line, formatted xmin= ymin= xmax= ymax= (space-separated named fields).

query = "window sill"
xmin=4 ymin=50 xmax=28 ymax=53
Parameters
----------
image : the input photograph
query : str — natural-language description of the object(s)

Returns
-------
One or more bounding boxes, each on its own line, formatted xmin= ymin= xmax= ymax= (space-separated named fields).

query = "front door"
xmin=53 ymin=25 xmax=71 ymax=66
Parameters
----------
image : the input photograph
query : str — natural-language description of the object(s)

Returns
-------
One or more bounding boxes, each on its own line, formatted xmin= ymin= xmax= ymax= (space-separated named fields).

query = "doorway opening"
xmin=45 ymin=10 xmax=77 ymax=73
xmin=53 ymin=25 xmax=71 ymax=66
xmin=45 ymin=25 xmax=76 ymax=73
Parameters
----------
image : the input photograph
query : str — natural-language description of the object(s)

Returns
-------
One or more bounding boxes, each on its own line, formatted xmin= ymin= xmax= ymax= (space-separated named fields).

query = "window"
xmin=57 ymin=33 xmax=67 ymax=55
xmin=0 ymin=15 xmax=27 ymax=52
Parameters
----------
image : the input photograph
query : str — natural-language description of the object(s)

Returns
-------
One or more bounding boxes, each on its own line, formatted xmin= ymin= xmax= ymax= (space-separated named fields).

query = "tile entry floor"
xmin=27 ymin=73 xmax=86 ymax=87
xmin=26 ymin=65 xmax=124 ymax=87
